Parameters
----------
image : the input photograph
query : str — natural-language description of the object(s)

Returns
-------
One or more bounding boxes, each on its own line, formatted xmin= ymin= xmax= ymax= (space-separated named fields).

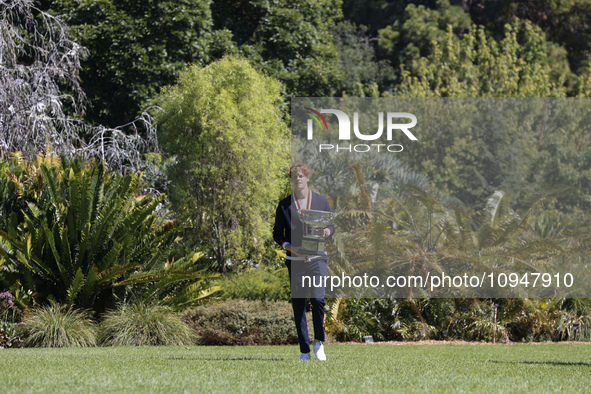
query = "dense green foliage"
xmin=396 ymin=21 xmax=566 ymax=97
xmin=327 ymin=298 xmax=591 ymax=343
xmin=332 ymin=21 xmax=394 ymax=96
xmin=157 ymin=57 xmax=288 ymax=272
xmin=21 ymin=301 xmax=195 ymax=348
xmin=389 ymin=24 xmax=591 ymax=210
xmin=378 ymin=0 xmax=471 ymax=72
xmin=0 ymin=155 xmax=202 ymax=312
xmin=298 ymin=136 xmax=590 ymax=343
xmin=465 ymin=0 xmax=591 ymax=77
xmin=2 ymin=0 xmax=591 ymax=347
xmin=217 ymin=268 xmax=290 ymax=301
xmin=37 ymin=0 xmax=591 ymax=126
xmin=211 ymin=0 xmax=343 ymax=97
xmin=44 ymin=0 xmax=232 ymax=126
xmin=45 ymin=0 xmax=343 ymax=125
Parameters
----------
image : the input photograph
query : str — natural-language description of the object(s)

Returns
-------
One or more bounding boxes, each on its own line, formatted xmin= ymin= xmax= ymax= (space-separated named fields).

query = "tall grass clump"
xmin=99 ymin=303 xmax=194 ymax=346
xmin=23 ymin=302 xmax=97 ymax=347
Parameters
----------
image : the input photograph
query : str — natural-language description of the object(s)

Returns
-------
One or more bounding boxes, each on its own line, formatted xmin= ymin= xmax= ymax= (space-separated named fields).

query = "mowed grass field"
xmin=1 ymin=343 xmax=591 ymax=392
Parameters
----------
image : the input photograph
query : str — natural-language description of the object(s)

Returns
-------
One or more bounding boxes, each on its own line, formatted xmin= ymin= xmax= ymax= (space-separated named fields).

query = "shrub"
xmin=182 ymin=299 xmax=297 ymax=345
xmin=23 ymin=302 xmax=97 ymax=347
xmin=0 ymin=321 xmax=25 ymax=349
xmin=326 ymin=298 xmax=407 ymax=342
xmin=99 ymin=303 xmax=194 ymax=346
xmin=157 ymin=57 xmax=288 ymax=273
xmin=0 ymin=291 xmax=25 ymax=348
xmin=0 ymin=291 xmax=23 ymax=323
xmin=0 ymin=154 xmax=210 ymax=313
xmin=218 ymin=268 xmax=290 ymax=301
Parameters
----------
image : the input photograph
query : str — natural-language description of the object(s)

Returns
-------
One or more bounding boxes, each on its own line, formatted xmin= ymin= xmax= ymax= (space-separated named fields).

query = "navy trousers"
xmin=286 ymin=259 xmax=327 ymax=354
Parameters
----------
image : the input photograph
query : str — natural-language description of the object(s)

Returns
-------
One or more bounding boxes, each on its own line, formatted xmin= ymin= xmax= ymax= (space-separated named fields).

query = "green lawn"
xmin=1 ymin=344 xmax=590 ymax=392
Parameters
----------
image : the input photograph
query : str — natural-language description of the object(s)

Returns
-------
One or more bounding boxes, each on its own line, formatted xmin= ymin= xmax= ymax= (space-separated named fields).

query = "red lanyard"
xmin=294 ymin=190 xmax=311 ymax=210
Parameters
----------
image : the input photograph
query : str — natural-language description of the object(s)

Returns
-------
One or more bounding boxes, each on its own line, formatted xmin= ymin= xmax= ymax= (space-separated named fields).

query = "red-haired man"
xmin=273 ymin=163 xmax=334 ymax=361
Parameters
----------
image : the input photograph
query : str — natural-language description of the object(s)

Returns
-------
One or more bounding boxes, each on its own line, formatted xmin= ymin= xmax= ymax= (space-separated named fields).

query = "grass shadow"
xmin=488 ymin=360 xmax=591 ymax=367
xmin=167 ymin=356 xmax=287 ymax=362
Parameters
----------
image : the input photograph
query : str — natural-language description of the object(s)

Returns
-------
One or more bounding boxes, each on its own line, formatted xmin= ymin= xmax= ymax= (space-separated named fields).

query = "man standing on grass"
xmin=273 ymin=163 xmax=334 ymax=361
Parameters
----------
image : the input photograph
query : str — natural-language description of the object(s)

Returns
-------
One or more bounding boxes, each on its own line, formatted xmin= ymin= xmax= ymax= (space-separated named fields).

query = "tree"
xmin=156 ymin=57 xmax=288 ymax=272
xmin=211 ymin=0 xmax=344 ymax=97
xmin=396 ymin=20 xmax=566 ymax=98
xmin=332 ymin=21 xmax=395 ymax=96
xmin=391 ymin=22 xmax=571 ymax=208
xmin=466 ymin=0 xmax=591 ymax=76
xmin=378 ymin=0 xmax=471 ymax=72
xmin=45 ymin=0 xmax=344 ymax=125
xmin=44 ymin=0 xmax=235 ymax=127
xmin=0 ymin=0 xmax=86 ymax=158
xmin=0 ymin=0 xmax=162 ymax=178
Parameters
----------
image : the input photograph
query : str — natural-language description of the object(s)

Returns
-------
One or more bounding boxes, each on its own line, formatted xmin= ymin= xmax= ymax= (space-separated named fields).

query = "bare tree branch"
xmin=0 ymin=0 xmax=161 ymax=182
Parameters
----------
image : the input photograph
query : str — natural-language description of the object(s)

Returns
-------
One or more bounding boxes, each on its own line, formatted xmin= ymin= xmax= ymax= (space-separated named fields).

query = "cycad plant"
xmin=325 ymin=174 xmax=570 ymax=339
xmin=0 ymin=154 xmax=211 ymax=312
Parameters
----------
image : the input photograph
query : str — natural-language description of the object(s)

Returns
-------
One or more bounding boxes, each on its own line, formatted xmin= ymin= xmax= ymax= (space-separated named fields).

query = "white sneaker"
xmin=313 ymin=341 xmax=327 ymax=361
xmin=300 ymin=352 xmax=311 ymax=360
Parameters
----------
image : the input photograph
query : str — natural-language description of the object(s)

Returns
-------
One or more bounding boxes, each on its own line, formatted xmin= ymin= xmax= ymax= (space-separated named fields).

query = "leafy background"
xmin=1 ymin=0 xmax=591 ymax=346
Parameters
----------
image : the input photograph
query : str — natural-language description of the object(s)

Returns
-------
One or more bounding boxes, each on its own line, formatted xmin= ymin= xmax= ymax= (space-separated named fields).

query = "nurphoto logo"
xmin=304 ymin=107 xmax=418 ymax=153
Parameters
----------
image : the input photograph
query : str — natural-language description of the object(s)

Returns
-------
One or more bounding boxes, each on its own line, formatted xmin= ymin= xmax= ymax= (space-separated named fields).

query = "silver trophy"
xmin=297 ymin=209 xmax=336 ymax=256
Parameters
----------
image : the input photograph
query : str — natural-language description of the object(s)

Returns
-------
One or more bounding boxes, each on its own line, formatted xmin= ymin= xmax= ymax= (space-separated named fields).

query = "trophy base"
xmin=299 ymin=238 xmax=327 ymax=257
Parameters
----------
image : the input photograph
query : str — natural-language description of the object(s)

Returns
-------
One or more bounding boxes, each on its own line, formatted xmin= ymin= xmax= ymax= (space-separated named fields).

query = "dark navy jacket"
xmin=273 ymin=191 xmax=334 ymax=256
